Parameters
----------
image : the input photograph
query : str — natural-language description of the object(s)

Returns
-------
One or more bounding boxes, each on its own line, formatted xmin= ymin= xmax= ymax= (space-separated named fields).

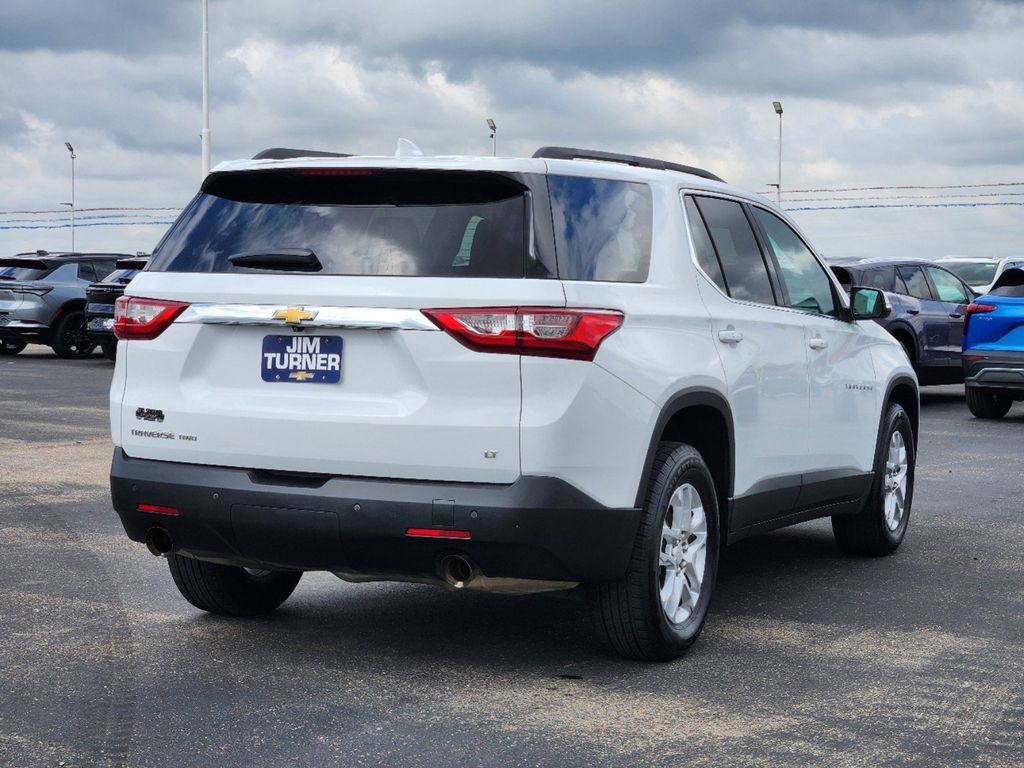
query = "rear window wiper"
xmin=227 ymin=248 xmax=322 ymax=272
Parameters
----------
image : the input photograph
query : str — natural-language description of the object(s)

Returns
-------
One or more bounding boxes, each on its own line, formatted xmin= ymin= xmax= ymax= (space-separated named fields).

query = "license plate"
xmin=261 ymin=335 xmax=343 ymax=383
xmin=88 ymin=318 xmax=114 ymax=331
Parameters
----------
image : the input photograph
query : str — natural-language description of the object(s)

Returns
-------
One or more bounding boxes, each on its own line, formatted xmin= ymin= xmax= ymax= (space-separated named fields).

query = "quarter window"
xmin=862 ymin=268 xmax=894 ymax=292
xmin=549 ymin=176 xmax=653 ymax=282
xmin=752 ymin=208 xmax=835 ymax=316
xmin=692 ymin=196 xmax=776 ymax=305
xmin=77 ymin=262 xmax=97 ymax=282
xmin=926 ymin=267 xmax=969 ymax=303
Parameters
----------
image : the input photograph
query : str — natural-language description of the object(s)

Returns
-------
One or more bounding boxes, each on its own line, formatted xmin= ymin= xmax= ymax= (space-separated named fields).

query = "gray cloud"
xmin=1 ymin=0 xmax=1023 ymax=259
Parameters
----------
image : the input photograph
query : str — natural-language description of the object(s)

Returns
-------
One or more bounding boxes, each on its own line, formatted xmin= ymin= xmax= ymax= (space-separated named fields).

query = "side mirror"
xmin=850 ymin=286 xmax=891 ymax=320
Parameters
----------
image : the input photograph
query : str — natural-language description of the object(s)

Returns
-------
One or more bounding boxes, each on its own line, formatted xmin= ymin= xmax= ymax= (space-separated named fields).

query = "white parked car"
xmin=109 ymin=146 xmax=918 ymax=660
xmin=935 ymin=255 xmax=1023 ymax=295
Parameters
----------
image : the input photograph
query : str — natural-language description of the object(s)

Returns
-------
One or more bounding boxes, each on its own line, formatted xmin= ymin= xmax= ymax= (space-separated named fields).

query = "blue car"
xmin=830 ymin=258 xmax=976 ymax=385
xmin=962 ymin=266 xmax=1024 ymax=418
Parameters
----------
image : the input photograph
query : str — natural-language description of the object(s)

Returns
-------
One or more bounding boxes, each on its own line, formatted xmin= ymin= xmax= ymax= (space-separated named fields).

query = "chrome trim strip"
xmin=177 ymin=304 xmax=437 ymax=330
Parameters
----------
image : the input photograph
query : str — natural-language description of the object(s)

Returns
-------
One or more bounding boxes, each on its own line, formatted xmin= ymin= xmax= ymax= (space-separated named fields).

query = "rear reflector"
xmin=137 ymin=503 xmax=179 ymax=516
xmin=114 ymin=296 xmax=190 ymax=340
xmin=406 ymin=527 xmax=472 ymax=540
xmin=422 ymin=307 xmax=624 ymax=361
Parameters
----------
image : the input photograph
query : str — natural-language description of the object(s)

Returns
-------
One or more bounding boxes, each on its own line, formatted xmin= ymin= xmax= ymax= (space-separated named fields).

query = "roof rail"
xmin=251 ymin=148 xmax=354 ymax=161
xmin=533 ymin=146 xmax=724 ymax=183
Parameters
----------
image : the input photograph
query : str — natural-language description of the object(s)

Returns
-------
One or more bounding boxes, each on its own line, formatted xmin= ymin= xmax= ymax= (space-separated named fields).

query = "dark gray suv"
xmin=830 ymin=257 xmax=976 ymax=385
xmin=0 ymin=251 xmax=129 ymax=358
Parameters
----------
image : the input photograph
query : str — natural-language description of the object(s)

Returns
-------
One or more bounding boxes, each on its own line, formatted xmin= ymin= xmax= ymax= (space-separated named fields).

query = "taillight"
xmin=114 ymin=296 xmax=189 ymax=340
xmin=422 ymin=307 xmax=624 ymax=361
xmin=963 ymin=302 xmax=996 ymax=334
xmin=10 ymin=286 xmax=52 ymax=296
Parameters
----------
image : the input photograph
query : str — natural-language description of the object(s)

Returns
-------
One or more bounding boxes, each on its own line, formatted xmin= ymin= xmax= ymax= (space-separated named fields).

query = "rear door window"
xmin=149 ymin=170 xmax=542 ymax=278
xmin=683 ymin=196 xmax=728 ymax=293
xmin=549 ymin=176 xmax=653 ymax=282
xmin=751 ymin=207 xmax=835 ymax=316
xmin=692 ymin=196 xmax=776 ymax=305
xmin=896 ymin=266 xmax=933 ymax=300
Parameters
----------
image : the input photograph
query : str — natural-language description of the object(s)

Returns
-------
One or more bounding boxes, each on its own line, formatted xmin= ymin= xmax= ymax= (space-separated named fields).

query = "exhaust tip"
xmin=145 ymin=527 xmax=173 ymax=557
xmin=439 ymin=554 xmax=477 ymax=589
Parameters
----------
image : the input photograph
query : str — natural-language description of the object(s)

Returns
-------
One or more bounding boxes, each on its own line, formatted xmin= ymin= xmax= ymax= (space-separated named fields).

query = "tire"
xmin=100 ymin=340 xmax=118 ymax=361
xmin=0 ymin=339 xmax=27 ymax=356
xmin=832 ymin=403 xmax=915 ymax=556
xmin=167 ymin=553 xmax=302 ymax=616
xmin=965 ymin=387 xmax=1012 ymax=419
xmin=50 ymin=310 xmax=96 ymax=359
xmin=589 ymin=442 xmax=720 ymax=661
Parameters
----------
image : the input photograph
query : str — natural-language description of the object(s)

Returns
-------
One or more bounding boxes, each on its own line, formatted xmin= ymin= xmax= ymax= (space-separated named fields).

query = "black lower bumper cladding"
xmin=964 ymin=350 xmax=1024 ymax=392
xmin=109 ymin=450 xmax=642 ymax=582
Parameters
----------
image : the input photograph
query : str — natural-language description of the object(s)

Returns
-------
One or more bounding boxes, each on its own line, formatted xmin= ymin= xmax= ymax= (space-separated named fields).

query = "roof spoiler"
xmin=251 ymin=148 xmax=354 ymax=161
xmin=993 ymin=267 xmax=1024 ymax=290
xmin=533 ymin=146 xmax=724 ymax=183
xmin=0 ymin=258 xmax=50 ymax=269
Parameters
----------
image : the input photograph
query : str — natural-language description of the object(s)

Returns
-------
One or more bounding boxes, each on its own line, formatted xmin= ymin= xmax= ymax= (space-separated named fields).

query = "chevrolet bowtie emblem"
xmin=288 ymin=371 xmax=315 ymax=381
xmin=273 ymin=307 xmax=317 ymax=324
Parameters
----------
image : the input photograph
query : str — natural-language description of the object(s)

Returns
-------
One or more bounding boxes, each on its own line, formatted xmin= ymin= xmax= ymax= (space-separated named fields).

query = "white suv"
xmin=109 ymin=146 xmax=918 ymax=660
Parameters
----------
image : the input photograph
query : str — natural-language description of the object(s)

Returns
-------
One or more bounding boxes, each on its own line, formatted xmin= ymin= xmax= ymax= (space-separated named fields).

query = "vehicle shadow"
xmin=179 ymin=522 xmax=925 ymax=669
xmin=920 ymin=385 xmax=964 ymax=405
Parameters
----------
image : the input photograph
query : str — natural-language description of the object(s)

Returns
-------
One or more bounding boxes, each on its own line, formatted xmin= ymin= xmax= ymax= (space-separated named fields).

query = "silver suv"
xmin=0 ymin=252 xmax=127 ymax=358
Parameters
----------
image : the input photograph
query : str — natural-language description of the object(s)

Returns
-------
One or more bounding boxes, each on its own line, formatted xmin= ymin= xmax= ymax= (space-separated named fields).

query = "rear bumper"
xmin=110 ymin=450 xmax=642 ymax=583
xmin=0 ymin=320 xmax=49 ymax=342
xmin=963 ymin=350 xmax=1024 ymax=392
xmin=86 ymin=313 xmax=115 ymax=343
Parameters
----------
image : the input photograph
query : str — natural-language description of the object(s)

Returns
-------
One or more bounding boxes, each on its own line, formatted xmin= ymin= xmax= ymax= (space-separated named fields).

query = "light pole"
xmin=64 ymin=142 xmax=76 ymax=252
xmin=201 ymin=0 xmax=211 ymax=177
xmin=773 ymin=100 xmax=783 ymax=205
xmin=487 ymin=118 xmax=496 ymax=157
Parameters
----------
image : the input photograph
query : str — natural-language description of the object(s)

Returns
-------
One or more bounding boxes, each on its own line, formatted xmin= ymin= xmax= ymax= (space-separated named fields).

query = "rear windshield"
xmin=548 ymin=175 xmax=653 ymax=282
xmin=941 ymin=261 xmax=998 ymax=286
xmin=148 ymin=170 xmax=541 ymax=278
xmin=991 ymin=268 xmax=1024 ymax=296
xmin=0 ymin=262 xmax=53 ymax=281
xmin=102 ymin=268 xmax=140 ymax=284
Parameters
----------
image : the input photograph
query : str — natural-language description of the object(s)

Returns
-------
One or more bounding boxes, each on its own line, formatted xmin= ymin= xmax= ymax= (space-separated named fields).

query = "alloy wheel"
xmin=659 ymin=483 xmax=708 ymax=624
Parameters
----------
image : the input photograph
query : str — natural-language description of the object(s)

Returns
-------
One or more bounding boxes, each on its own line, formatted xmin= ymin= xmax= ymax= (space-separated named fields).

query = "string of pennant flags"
xmin=760 ymin=180 xmax=1024 ymax=213
xmin=0 ymin=206 xmax=181 ymax=231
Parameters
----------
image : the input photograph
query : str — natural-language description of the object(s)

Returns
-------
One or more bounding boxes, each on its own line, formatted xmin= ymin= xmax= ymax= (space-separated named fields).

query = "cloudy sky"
xmin=2 ymin=0 xmax=1023 ymax=260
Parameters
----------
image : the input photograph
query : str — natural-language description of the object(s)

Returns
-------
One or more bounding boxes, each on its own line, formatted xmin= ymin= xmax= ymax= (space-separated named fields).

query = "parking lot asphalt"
xmin=1 ymin=347 xmax=1022 ymax=768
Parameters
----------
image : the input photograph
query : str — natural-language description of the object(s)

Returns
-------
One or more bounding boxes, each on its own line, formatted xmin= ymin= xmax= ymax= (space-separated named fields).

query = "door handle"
xmin=808 ymin=337 xmax=828 ymax=350
xmin=906 ymin=308 xmax=920 ymax=315
xmin=717 ymin=329 xmax=743 ymax=344
xmin=949 ymin=312 xmax=963 ymax=319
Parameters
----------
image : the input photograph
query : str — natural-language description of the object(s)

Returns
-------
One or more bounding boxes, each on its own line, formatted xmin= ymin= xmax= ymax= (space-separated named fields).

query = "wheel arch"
xmin=53 ymin=298 xmax=87 ymax=323
xmin=635 ymin=388 xmax=734 ymax=542
xmin=886 ymin=322 xmax=918 ymax=363
xmin=883 ymin=375 xmax=919 ymax=447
